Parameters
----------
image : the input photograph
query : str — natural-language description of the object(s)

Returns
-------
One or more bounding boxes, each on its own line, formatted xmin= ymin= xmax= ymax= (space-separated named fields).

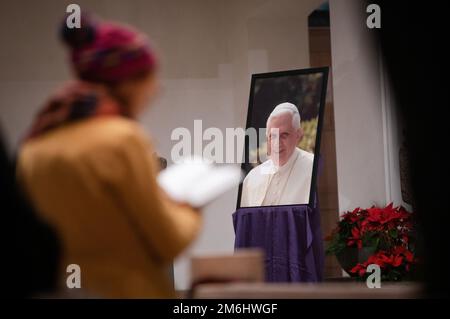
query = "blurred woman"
xmin=16 ymin=14 xmax=201 ymax=298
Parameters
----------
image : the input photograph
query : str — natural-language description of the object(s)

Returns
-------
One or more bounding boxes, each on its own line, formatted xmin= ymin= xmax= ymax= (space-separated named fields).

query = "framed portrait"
xmin=236 ymin=67 xmax=329 ymax=208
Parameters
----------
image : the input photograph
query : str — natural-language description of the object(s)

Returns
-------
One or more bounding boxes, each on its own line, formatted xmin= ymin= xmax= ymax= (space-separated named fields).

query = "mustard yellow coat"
xmin=17 ymin=117 xmax=201 ymax=298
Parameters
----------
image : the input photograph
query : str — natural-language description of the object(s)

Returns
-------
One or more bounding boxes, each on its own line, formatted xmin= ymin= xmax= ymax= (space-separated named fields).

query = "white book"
xmin=157 ymin=157 xmax=243 ymax=208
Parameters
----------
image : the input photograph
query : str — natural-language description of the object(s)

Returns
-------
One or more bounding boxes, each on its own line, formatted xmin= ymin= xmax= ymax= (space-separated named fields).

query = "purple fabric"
xmin=233 ymin=205 xmax=324 ymax=282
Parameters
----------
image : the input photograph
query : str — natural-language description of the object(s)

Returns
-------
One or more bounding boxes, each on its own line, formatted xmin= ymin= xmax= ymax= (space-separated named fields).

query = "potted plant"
xmin=325 ymin=203 xmax=417 ymax=281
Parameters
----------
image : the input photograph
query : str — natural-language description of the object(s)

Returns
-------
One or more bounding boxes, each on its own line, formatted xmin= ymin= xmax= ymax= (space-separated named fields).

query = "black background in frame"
xmin=235 ymin=67 xmax=329 ymax=210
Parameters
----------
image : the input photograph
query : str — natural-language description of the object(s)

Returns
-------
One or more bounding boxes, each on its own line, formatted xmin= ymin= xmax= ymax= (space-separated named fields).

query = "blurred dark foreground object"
xmin=376 ymin=1 xmax=450 ymax=297
xmin=1 ymin=132 xmax=61 ymax=298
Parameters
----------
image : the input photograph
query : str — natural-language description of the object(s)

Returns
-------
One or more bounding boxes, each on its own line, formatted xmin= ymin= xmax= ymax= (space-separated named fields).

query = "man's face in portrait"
xmin=267 ymin=112 xmax=303 ymax=166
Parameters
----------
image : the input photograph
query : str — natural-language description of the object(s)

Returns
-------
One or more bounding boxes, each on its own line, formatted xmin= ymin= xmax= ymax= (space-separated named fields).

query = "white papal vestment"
xmin=240 ymin=147 xmax=314 ymax=207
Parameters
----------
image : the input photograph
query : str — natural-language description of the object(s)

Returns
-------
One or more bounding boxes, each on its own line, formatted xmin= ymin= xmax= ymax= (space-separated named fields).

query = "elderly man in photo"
xmin=241 ymin=102 xmax=314 ymax=207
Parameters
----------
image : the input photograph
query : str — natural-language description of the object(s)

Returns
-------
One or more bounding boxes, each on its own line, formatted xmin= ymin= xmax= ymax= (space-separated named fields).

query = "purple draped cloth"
xmin=232 ymin=205 xmax=324 ymax=282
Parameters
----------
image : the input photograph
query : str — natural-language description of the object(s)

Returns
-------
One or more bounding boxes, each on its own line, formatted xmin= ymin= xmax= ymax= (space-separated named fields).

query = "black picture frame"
xmin=236 ymin=67 xmax=329 ymax=209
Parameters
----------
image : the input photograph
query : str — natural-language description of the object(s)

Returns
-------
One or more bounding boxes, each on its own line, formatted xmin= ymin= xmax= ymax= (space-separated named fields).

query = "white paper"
xmin=157 ymin=157 xmax=243 ymax=207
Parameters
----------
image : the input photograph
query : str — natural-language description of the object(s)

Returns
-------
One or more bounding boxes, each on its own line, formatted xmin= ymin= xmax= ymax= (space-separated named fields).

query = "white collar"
xmin=266 ymin=147 xmax=300 ymax=175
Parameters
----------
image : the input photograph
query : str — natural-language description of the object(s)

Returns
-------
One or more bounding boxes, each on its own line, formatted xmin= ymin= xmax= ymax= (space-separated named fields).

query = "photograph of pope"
xmin=240 ymin=102 xmax=314 ymax=207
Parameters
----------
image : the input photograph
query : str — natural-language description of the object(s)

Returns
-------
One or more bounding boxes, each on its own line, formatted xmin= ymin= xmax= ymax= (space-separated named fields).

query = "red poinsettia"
xmin=326 ymin=203 xmax=417 ymax=281
xmin=350 ymin=246 xmax=417 ymax=280
xmin=366 ymin=203 xmax=409 ymax=226
xmin=347 ymin=227 xmax=363 ymax=249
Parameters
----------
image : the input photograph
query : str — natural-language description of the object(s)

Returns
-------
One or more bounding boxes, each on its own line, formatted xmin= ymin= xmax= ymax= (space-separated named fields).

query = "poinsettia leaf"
xmin=373 ymin=237 xmax=380 ymax=250
xmin=389 ymin=229 xmax=398 ymax=238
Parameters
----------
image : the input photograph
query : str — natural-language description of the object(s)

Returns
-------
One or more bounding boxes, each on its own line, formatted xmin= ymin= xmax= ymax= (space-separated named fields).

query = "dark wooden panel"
xmin=309 ymin=28 xmax=332 ymax=52
xmin=309 ymin=25 xmax=342 ymax=278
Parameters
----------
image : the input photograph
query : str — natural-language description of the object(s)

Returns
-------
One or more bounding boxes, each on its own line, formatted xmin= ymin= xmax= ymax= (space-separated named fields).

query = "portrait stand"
xmin=232 ymin=195 xmax=324 ymax=283
xmin=233 ymin=67 xmax=328 ymax=283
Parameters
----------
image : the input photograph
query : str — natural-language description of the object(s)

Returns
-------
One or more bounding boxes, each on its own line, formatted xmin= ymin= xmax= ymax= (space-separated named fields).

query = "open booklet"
xmin=157 ymin=156 xmax=243 ymax=208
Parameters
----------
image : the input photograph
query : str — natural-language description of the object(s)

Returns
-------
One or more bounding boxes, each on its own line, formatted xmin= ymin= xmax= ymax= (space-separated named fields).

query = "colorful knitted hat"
xmin=60 ymin=14 xmax=157 ymax=84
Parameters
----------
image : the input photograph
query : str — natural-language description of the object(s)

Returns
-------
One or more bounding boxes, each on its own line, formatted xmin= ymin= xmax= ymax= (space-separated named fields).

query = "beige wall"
xmin=1 ymin=0 xmax=406 ymax=290
xmin=0 ymin=0 xmax=324 ymax=290
xmin=329 ymin=0 xmax=406 ymax=213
